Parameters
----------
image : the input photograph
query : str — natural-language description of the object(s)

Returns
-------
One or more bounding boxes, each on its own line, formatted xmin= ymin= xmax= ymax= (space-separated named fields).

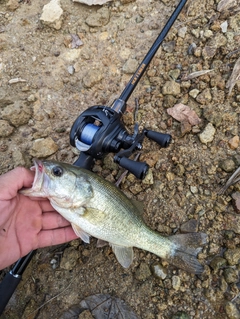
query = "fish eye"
xmin=52 ymin=166 xmax=63 ymax=177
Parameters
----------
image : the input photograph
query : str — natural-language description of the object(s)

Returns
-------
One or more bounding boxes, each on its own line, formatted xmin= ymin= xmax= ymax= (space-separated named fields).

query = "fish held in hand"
xmin=20 ymin=159 xmax=207 ymax=274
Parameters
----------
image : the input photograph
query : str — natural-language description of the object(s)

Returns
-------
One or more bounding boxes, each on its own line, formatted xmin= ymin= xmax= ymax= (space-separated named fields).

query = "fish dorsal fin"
xmin=71 ymin=223 xmax=90 ymax=244
xmin=97 ymin=239 xmax=108 ymax=247
xmin=111 ymin=245 xmax=133 ymax=268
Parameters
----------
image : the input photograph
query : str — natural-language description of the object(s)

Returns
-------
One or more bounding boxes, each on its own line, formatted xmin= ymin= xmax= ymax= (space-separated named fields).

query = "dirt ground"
xmin=0 ymin=0 xmax=240 ymax=318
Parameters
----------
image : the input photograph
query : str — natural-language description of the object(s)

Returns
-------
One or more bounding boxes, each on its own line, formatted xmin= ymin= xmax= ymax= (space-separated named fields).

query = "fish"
xmin=20 ymin=159 xmax=207 ymax=274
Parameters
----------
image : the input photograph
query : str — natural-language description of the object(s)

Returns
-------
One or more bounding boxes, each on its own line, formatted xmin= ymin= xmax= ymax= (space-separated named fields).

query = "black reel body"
xmin=70 ymin=104 xmax=172 ymax=179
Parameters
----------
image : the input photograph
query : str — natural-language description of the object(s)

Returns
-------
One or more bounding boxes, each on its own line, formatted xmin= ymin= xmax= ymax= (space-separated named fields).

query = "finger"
xmin=39 ymin=200 xmax=56 ymax=212
xmin=36 ymin=226 xmax=79 ymax=248
xmin=41 ymin=212 xmax=71 ymax=230
xmin=0 ymin=167 xmax=34 ymax=199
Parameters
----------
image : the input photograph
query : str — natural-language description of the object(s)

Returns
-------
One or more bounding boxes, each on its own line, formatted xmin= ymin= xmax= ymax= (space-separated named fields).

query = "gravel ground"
xmin=0 ymin=0 xmax=240 ymax=318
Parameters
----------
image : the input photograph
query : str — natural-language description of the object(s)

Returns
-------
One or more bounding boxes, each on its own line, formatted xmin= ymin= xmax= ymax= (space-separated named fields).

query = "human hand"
xmin=0 ymin=167 xmax=78 ymax=270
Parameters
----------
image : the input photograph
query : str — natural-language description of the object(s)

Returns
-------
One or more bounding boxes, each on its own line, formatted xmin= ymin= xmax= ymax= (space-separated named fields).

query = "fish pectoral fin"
xmin=97 ymin=239 xmax=108 ymax=248
xmin=84 ymin=207 xmax=106 ymax=223
xmin=111 ymin=245 xmax=133 ymax=268
xmin=71 ymin=223 xmax=90 ymax=244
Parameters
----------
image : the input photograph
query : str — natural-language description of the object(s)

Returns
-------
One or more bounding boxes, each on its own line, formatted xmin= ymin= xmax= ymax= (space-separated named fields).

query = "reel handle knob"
xmin=145 ymin=130 xmax=172 ymax=148
xmin=114 ymin=156 xmax=149 ymax=180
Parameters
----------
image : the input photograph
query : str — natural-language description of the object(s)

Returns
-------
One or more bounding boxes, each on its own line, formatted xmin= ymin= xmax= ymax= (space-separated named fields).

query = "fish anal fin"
xmin=111 ymin=245 xmax=133 ymax=268
xmin=71 ymin=223 xmax=90 ymax=244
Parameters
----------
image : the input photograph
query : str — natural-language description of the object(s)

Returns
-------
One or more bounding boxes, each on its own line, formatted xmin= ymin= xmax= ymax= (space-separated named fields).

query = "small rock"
xmin=85 ymin=7 xmax=110 ymax=27
xmin=189 ymin=89 xmax=200 ymax=98
xmin=198 ymin=123 xmax=216 ymax=144
xmin=180 ymin=219 xmax=198 ymax=233
xmin=228 ymin=136 xmax=239 ymax=150
xmin=135 ymin=262 xmax=151 ymax=281
xmin=224 ymin=248 xmax=240 ymax=266
xmin=0 ymin=120 xmax=14 ymax=137
xmin=223 ymin=268 xmax=239 ymax=284
xmin=225 ymin=301 xmax=240 ymax=319
xmin=221 ymin=21 xmax=228 ymax=33
xmin=232 ymin=192 xmax=240 ymax=213
xmin=210 ymin=256 xmax=227 ymax=272
xmin=73 ymin=0 xmax=111 ymax=5
xmin=178 ymin=27 xmax=187 ymax=38
xmin=142 ymin=169 xmax=154 ymax=185
xmin=162 ymin=81 xmax=180 ymax=96
xmin=171 ymin=311 xmax=190 ymax=319
xmin=172 ymin=275 xmax=181 ymax=290
xmin=122 ymin=58 xmax=139 ymax=74
xmin=220 ymin=159 xmax=236 ymax=173
xmin=6 ymin=0 xmax=19 ymax=11
xmin=60 ymin=247 xmax=80 ymax=270
xmin=30 ymin=137 xmax=59 ymax=157
xmin=190 ymin=185 xmax=198 ymax=194
xmin=40 ymin=0 xmax=63 ymax=30
xmin=67 ymin=65 xmax=75 ymax=75
xmin=12 ymin=150 xmax=29 ymax=167
xmin=79 ymin=310 xmax=94 ymax=319
xmin=225 ymin=214 xmax=240 ymax=234
xmin=196 ymin=88 xmax=212 ymax=104
xmin=82 ymin=69 xmax=103 ymax=88
xmin=151 ymin=263 xmax=167 ymax=279
xmin=162 ymin=41 xmax=176 ymax=53
xmin=1 ymin=101 xmax=32 ymax=127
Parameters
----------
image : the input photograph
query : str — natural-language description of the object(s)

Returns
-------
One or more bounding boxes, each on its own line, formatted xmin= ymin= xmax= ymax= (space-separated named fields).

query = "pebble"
xmin=6 ymin=0 xmax=19 ymax=11
xmin=122 ymin=58 xmax=139 ymax=74
xmin=189 ymin=89 xmax=200 ymax=98
xmin=1 ymin=101 xmax=32 ymax=127
xmin=162 ymin=81 xmax=181 ymax=96
xmin=85 ymin=7 xmax=110 ymax=27
xmin=198 ymin=123 xmax=216 ymax=144
xmin=221 ymin=21 xmax=228 ymax=33
xmin=60 ymin=247 xmax=80 ymax=270
xmin=171 ymin=312 xmax=190 ymax=319
xmin=151 ymin=263 xmax=167 ymax=280
xmin=232 ymin=192 xmax=240 ymax=213
xmin=79 ymin=310 xmax=94 ymax=319
xmin=220 ymin=158 xmax=236 ymax=172
xmin=210 ymin=256 xmax=227 ymax=272
xmin=224 ymin=248 xmax=240 ymax=266
xmin=225 ymin=301 xmax=240 ymax=319
xmin=172 ymin=275 xmax=181 ymax=290
xmin=30 ymin=137 xmax=59 ymax=157
xmin=223 ymin=268 xmax=239 ymax=284
xmin=82 ymin=69 xmax=103 ymax=88
xmin=178 ymin=26 xmax=187 ymax=38
xmin=0 ymin=119 xmax=14 ymax=137
xmin=67 ymin=65 xmax=75 ymax=75
xmin=196 ymin=88 xmax=212 ymax=104
xmin=228 ymin=136 xmax=239 ymax=150
xmin=40 ymin=0 xmax=63 ymax=30
xmin=135 ymin=262 xmax=152 ymax=281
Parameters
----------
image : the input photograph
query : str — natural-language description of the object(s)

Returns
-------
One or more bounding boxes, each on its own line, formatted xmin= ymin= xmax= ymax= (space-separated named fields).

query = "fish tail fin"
xmin=168 ymin=232 xmax=208 ymax=274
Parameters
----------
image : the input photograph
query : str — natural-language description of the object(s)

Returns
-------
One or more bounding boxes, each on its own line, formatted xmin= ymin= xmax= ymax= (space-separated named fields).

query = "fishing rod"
xmin=0 ymin=0 xmax=187 ymax=314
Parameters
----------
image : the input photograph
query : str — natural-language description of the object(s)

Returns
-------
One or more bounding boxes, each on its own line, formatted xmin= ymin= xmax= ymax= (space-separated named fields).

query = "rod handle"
xmin=0 ymin=272 xmax=21 ymax=315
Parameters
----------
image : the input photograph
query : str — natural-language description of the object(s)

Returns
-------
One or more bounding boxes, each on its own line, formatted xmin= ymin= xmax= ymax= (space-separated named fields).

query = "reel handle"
xmin=145 ymin=130 xmax=172 ymax=148
xmin=114 ymin=156 xmax=149 ymax=180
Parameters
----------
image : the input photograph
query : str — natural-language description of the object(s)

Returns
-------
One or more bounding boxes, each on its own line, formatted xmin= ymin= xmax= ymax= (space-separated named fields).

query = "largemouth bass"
xmin=20 ymin=159 xmax=207 ymax=274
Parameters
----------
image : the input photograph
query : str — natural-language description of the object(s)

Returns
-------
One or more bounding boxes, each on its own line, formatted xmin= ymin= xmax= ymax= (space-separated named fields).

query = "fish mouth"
xmin=30 ymin=159 xmax=45 ymax=191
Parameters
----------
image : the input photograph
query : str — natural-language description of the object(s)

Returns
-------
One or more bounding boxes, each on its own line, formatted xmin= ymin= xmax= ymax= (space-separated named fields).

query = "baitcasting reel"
xmin=70 ymin=103 xmax=171 ymax=179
